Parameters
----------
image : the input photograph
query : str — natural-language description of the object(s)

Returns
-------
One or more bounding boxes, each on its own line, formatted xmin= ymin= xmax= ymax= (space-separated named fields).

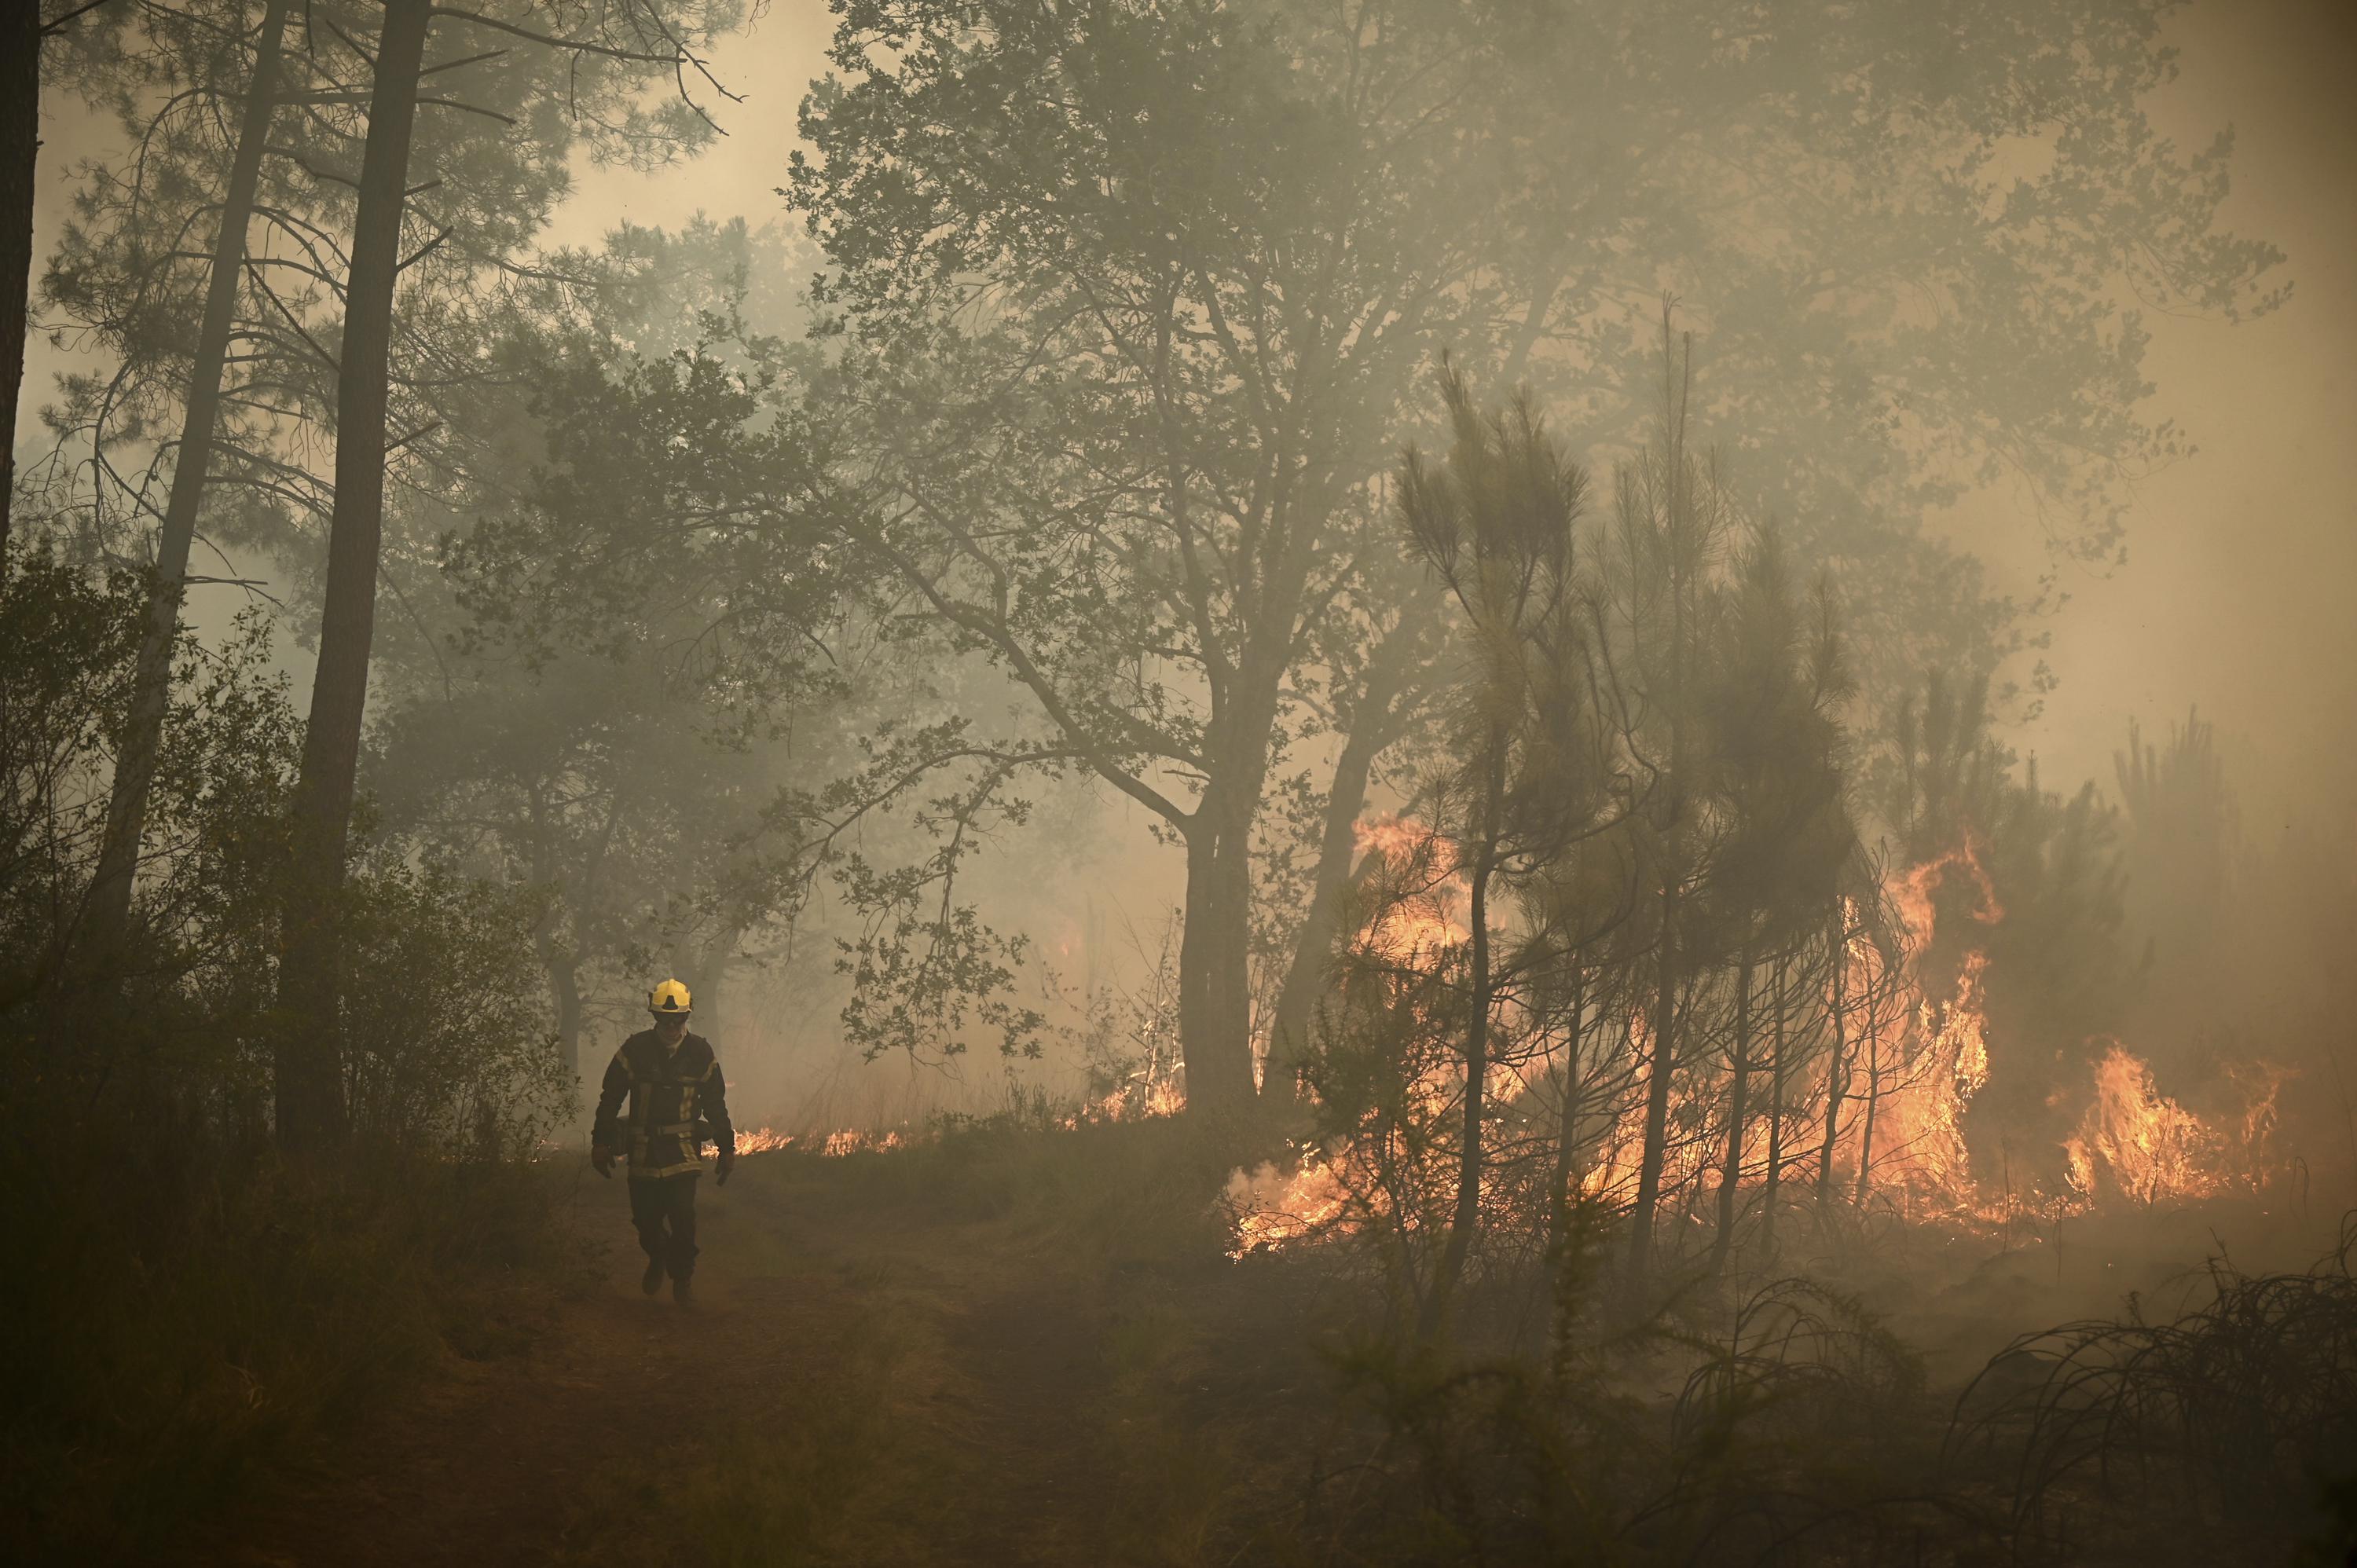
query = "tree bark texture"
xmin=275 ymin=0 xmax=431 ymax=1151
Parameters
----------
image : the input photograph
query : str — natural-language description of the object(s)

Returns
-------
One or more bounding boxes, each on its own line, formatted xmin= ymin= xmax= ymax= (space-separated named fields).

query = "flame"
xmin=1891 ymin=836 xmax=2003 ymax=936
xmin=1353 ymin=815 xmax=1470 ymax=958
xmin=1226 ymin=1149 xmax=1350 ymax=1259
xmin=1850 ymin=842 xmax=2279 ymax=1221
xmin=2061 ymin=1044 xmax=2289 ymax=1206
xmin=1223 ymin=829 xmax=2295 ymax=1262
xmin=1354 ymin=815 xmax=1453 ymax=869
xmin=724 ymin=1125 xmax=907 ymax=1157
xmin=1058 ymin=1074 xmax=1186 ymax=1130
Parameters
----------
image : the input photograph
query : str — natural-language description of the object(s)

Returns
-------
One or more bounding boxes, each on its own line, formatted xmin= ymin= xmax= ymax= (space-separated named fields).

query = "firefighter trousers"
xmin=629 ymin=1172 xmax=700 ymax=1280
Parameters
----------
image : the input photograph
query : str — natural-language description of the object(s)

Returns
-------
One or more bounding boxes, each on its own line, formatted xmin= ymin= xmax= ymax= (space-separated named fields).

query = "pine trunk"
xmin=1814 ymin=910 xmax=1850 ymax=1206
xmin=1759 ymin=954 xmax=1789 ymax=1255
xmin=1852 ymin=987 xmax=1882 ymax=1207
xmin=1626 ymin=878 xmax=1681 ymax=1291
xmin=1711 ymin=951 xmax=1754 ymax=1273
xmin=1 ymin=0 xmax=38 ymax=570
xmin=274 ymin=0 xmax=431 ymax=1152
xmin=88 ymin=0 xmax=293 ymax=951
xmin=1265 ymin=702 xmax=1391 ymax=1105
xmin=1420 ymin=745 xmax=1503 ymax=1343
xmin=1545 ymin=969 xmax=1589 ymax=1295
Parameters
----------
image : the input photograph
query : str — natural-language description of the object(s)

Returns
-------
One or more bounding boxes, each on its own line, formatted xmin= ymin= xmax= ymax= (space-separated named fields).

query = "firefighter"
xmin=590 ymin=979 xmax=736 ymax=1304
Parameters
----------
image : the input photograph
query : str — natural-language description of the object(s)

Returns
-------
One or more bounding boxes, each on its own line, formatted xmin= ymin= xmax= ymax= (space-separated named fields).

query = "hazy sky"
xmin=574 ymin=0 xmax=2357 ymax=836
xmin=1972 ymin=0 xmax=2357 ymax=837
xmin=25 ymin=0 xmax=2357 ymax=834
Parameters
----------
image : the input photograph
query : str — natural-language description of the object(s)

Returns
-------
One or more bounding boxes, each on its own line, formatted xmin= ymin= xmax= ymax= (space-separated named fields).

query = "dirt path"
xmin=200 ymin=1152 xmax=1123 ymax=1567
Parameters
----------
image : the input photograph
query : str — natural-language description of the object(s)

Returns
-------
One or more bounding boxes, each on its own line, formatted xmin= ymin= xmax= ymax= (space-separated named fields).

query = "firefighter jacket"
xmin=592 ymin=1029 xmax=735 ymax=1181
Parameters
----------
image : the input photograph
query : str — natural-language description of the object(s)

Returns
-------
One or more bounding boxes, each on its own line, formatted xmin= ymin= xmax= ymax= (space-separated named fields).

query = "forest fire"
xmin=1230 ymin=826 xmax=2295 ymax=1261
xmin=1069 ymin=1078 xmax=1186 ymax=1126
xmin=17 ymin=0 xmax=2350 ymax=1557
xmin=1226 ymin=1148 xmax=1351 ymax=1259
xmin=727 ymin=1125 xmax=907 ymax=1156
xmin=1352 ymin=815 xmax=1470 ymax=956
xmin=2063 ymin=1044 xmax=2291 ymax=1206
xmin=1861 ymin=843 xmax=2285 ymax=1221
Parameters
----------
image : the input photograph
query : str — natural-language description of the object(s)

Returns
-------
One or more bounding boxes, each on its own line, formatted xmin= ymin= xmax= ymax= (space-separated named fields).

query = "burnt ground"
xmin=187 ymin=1138 xmax=1325 ymax=1568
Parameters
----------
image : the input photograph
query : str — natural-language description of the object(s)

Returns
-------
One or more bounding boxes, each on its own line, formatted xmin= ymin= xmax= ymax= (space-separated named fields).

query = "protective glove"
xmin=715 ymin=1145 xmax=735 ymax=1187
xmin=591 ymin=1144 xmax=614 ymax=1178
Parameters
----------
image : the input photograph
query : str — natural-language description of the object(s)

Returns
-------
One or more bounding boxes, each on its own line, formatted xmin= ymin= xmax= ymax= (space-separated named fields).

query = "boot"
xmin=641 ymin=1256 xmax=665 ymax=1296
xmin=672 ymin=1273 xmax=695 ymax=1306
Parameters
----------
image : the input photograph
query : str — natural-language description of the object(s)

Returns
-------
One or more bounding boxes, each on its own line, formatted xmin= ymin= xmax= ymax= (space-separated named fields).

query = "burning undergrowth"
xmin=1224 ymin=821 xmax=2298 ymax=1273
xmin=725 ymin=1072 xmax=1186 ymax=1163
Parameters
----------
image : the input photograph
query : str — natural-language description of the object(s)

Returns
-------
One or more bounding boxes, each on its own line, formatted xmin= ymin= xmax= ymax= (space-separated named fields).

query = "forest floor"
xmin=190 ymin=1128 xmax=1328 ymax=1568
xmin=181 ymin=1126 xmax=2341 ymax=1567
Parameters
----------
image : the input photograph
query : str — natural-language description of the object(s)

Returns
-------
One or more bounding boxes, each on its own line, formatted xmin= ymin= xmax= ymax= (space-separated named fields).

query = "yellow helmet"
xmin=649 ymin=978 xmax=692 ymax=1016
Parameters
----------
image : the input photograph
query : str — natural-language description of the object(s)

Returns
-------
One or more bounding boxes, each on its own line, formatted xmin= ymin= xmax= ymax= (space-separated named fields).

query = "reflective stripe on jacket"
xmin=592 ymin=1029 xmax=733 ymax=1181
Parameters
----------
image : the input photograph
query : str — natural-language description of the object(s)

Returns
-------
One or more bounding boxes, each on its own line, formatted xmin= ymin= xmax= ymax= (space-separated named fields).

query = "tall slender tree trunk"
xmin=1629 ymin=321 xmax=1696 ymax=1296
xmin=1759 ymin=952 xmax=1789 ymax=1256
xmin=88 ymin=0 xmax=292 ymax=951
xmin=1814 ymin=908 xmax=1851 ymax=1206
xmin=1265 ymin=683 xmax=1398 ymax=1105
xmin=1710 ymin=950 xmax=1754 ymax=1273
xmin=1626 ymin=877 xmax=1681 ymax=1291
xmin=1545 ymin=968 xmax=1589 ymax=1298
xmin=1852 ymin=980 xmax=1883 ymax=1207
xmin=1 ymin=0 xmax=38 ymax=571
xmin=274 ymin=0 xmax=431 ymax=1152
xmin=1420 ymin=741 xmax=1505 ymax=1343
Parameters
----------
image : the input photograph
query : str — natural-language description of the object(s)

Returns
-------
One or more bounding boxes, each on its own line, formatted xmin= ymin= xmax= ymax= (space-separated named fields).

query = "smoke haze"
xmin=24 ymin=0 xmax=2355 ymax=831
